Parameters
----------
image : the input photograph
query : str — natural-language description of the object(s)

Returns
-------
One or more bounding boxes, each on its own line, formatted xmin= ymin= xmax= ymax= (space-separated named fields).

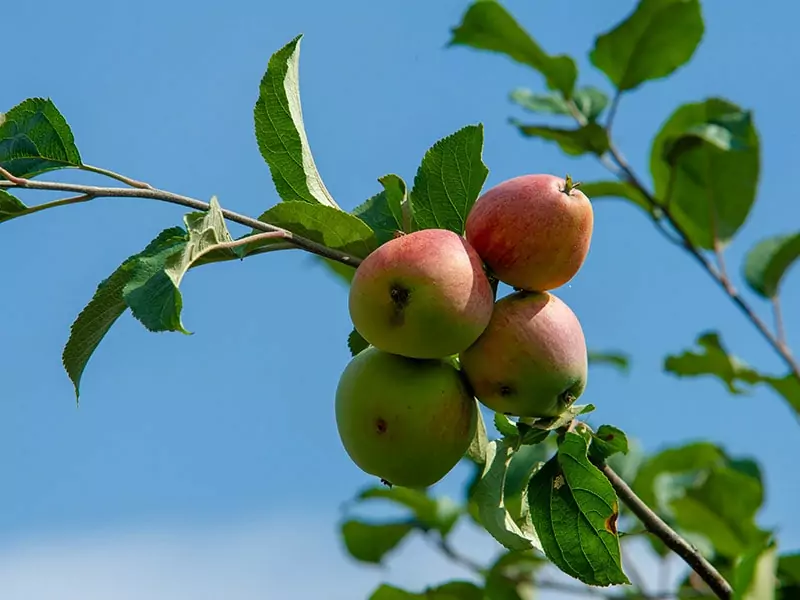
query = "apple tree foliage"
xmin=1 ymin=0 xmax=798 ymax=598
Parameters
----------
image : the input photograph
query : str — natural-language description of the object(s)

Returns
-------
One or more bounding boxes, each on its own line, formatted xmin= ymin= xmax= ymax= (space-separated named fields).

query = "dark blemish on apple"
xmin=389 ymin=283 xmax=410 ymax=326
xmin=375 ymin=417 xmax=388 ymax=434
xmin=499 ymin=384 xmax=514 ymax=397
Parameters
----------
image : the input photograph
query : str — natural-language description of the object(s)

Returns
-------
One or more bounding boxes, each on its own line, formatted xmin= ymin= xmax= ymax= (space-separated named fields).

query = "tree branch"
xmin=600 ymin=464 xmax=732 ymax=600
xmin=0 ymin=169 xmax=362 ymax=270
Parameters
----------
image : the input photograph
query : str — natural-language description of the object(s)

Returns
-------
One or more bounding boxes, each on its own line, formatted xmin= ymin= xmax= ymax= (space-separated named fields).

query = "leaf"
xmin=588 ymin=350 xmax=631 ymax=373
xmin=0 ymin=190 xmax=27 ymax=223
xmin=253 ymin=201 xmax=377 ymax=260
xmin=532 ymin=404 xmax=595 ymax=432
xmin=355 ymin=486 xmax=461 ymax=537
xmin=671 ymin=466 xmax=768 ymax=558
xmin=493 ymin=413 xmax=520 ymax=439
xmin=347 ymin=328 xmax=369 ymax=356
xmin=61 ymin=228 xmax=188 ymax=398
xmin=471 ymin=439 xmax=543 ymax=552
xmin=743 ymin=232 xmax=800 ymax=298
xmin=590 ymin=0 xmax=704 ymax=91
xmin=409 ymin=124 xmax=488 ymax=234
xmin=510 ymin=86 xmax=609 ymax=123
xmin=352 ymin=174 xmax=408 ymax=245
xmin=0 ymin=98 xmax=82 ymax=178
xmin=485 ymin=550 xmax=544 ymax=600
xmin=511 ymin=121 xmax=609 ymax=156
xmin=650 ymin=98 xmax=760 ymax=249
xmin=764 ymin=375 xmax=800 ymax=415
xmin=590 ymin=425 xmax=629 ymax=462
xmin=369 ymin=582 xmax=484 ymax=600
xmin=578 ymin=180 xmax=652 ymax=214
xmin=448 ymin=0 xmax=577 ymax=97
xmin=340 ymin=520 xmax=414 ymax=564
xmin=466 ymin=405 xmax=490 ymax=464
xmin=253 ymin=35 xmax=337 ymax=207
xmin=664 ymin=111 xmax=753 ymax=161
xmin=664 ymin=331 xmax=764 ymax=394
xmin=733 ymin=540 xmax=778 ymax=600
xmin=528 ymin=432 xmax=629 ymax=586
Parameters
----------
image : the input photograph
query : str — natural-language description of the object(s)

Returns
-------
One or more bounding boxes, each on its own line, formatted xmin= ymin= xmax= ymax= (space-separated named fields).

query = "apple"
xmin=349 ymin=228 xmax=494 ymax=359
xmin=459 ymin=290 xmax=588 ymax=418
xmin=465 ymin=174 xmax=593 ymax=291
xmin=335 ymin=346 xmax=477 ymax=488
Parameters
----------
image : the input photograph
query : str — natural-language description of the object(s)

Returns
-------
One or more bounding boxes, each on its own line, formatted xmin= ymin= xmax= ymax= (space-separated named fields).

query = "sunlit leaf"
xmin=743 ymin=232 xmax=800 ymax=298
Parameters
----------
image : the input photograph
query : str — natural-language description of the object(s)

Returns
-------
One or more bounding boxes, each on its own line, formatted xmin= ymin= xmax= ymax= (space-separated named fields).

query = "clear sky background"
xmin=1 ymin=0 xmax=798 ymax=598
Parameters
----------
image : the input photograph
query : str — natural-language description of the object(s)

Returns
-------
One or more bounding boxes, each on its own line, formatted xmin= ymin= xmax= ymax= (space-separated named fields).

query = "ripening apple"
xmin=465 ymin=174 xmax=593 ymax=292
xmin=335 ymin=346 xmax=477 ymax=488
xmin=459 ymin=290 xmax=588 ymax=418
xmin=348 ymin=228 xmax=494 ymax=359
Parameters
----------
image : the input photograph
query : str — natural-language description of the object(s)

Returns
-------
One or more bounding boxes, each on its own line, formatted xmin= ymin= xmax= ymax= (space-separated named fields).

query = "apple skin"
xmin=459 ymin=290 xmax=588 ymax=418
xmin=348 ymin=228 xmax=494 ymax=359
xmin=335 ymin=346 xmax=478 ymax=488
xmin=465 ymin=174 xmax=593 ymax=292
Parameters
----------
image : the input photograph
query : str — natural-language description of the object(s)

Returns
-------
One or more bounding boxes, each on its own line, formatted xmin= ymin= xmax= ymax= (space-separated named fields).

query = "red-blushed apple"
xmin=459 ymin=290 xmax=588 ymax=418
xmin=335 ymin=346 xmax=477 ymax=488
xmin=465 ymin=174 xmax=593 ymax=291
xmin=348 ymin=228 xmax=494 ymax=359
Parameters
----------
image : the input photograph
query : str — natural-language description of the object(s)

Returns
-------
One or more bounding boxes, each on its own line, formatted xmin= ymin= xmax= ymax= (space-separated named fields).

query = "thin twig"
xmin=80 ymin=164 xmax=153 ymax=189
xmin=773 ymin=296 xmax=788 ymax=348
xmin=606 ymin=91 xmax=622 ymax=137
xmin=0 ymin=168 xmax=362 ymax=269
xmin=600 ymin=464 xmax=732 ymax=600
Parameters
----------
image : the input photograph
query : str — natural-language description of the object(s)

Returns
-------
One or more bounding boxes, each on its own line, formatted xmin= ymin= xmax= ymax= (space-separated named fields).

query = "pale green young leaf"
xmin=449 ymin=0 xmax=577 ymax=97
xmin=466 ymin=403 xmax=490 ymax=465
xmin=355 ymin=486 xmax=461 ymax=536
xmin=588 ymin=350 xmax=631 ymax=373
xmin=0 ymin=98 xmax=82 ymax=178
xmin=742 ymin=232 xmax=800 ymax=298
xmin=253 ymin=35 xmax=337 ymax=207
xmin=733 ymin=540 xmax=778 ymax=600
xmin=409 ymin=124 xmax=488 ymax=234
xmin=510 ymin=87 xmax=609 ymax=122
xmin=591 ymin=0 xmax=704 ymax=91
xmin=0 ymin=190 xmax=27 ymax=223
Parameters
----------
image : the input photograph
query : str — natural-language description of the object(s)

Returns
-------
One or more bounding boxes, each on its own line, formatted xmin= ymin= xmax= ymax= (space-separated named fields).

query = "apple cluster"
xmin=335 ymin=174 xmax=594 ymax=488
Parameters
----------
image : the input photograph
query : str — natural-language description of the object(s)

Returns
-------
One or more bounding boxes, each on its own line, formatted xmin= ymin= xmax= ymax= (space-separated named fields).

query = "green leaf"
xmin=528 ymin=432 xmax=629 ymax=586
xmin=347 ymin=328 xmax=369 ymax=356
xmin=62 ymin=227 xmax=188 ymax=398
xmin=352 ymin=174 xmax=408 ymax=245
xmin=578 ymin=180 xmax=652 ymax=215
xmin=355 ymin=486 xmax=461 ymax=537
xmin=471 ymin=439 xmax=543 ymax=552
xmin=590 ymin=425 xmax=629 ymax=462
xmin=369 ymin=582 xmax=483 ymax=600
xmin=0 ymin=98 xmax=82 ymax=178
xmin=448 ymin=0 xmax=577 ymax=97
xmin=777 ymin=552 xmax=800 ymax=598
xmin=764 ymin=375 xmax=800 ymax=415
xmin=510 ymin=86 xmax=609 ymax=123
xmin=671 ymin=466 xmax=768 ymax=558
xmin=590 ymin=0 xmax=704 ymax=91
xmin=743 ymin=232 xmax=800 ymax=298
xmin=254 ymin=201 xmax=377 ymax=259
xmin=253 ymin=35 xmax=337 ymax=207
xmin=340 ymin=520 xmax=414 ymax=564
xmin=0 ymin=190 xmax=27 ymax=223
xmin=485 ymin=550 xmax=544 ymax=600
xmin=733 ymin=540 xmax=778 ymax=600
xmin=466 ymin=406 xmax=490 ymax=465
xmin=588 ymin=350 xmax=631 ymax=373
xmin=650 ymin=98 xmax=760 ymax=249
xmin=493 ymin=413 xmax=520 ymax=439
xmin=409 ymin=124 xmax=488 ymax=234
xmin=532 ymin=404 xmax=595 ymax=432
xmin=511 ymin=121 xmax=609 ymax=156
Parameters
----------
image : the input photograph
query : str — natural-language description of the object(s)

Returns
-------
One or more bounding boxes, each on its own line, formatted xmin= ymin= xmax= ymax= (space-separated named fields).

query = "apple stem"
xmin=562 ymin=174 xmax=582 ymax=195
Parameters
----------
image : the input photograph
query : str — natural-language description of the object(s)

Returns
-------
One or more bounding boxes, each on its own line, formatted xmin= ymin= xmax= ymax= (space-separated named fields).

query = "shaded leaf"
xmin=764 ymin=375 xmax=800 ymax=415
xmin=449 ymin=0 xmax=577 ymax=97
xmin=528 ymin=433 xmax=629 ymax=586
xmin=0 ymin=97 xmax=82 ymax=178
xmin=510 ymin=86 xmax=608 ymax=122
xmin=409 ymin=124 xmax=488 ymax=234
xmin=352 ymin=174 xmax=408 ymax=245
xmin=588 ymin=350 xmax=631 ymax=373
xmin=340 ymin=520 xmax=414 ymax=564
xmin=650 ymin=98 xmax=760 ymax=249
xmin=511 ymin=121 xmax=609 ymax=156
xmin=532 ymin=404 xmax=595 ymax=432
xmin=591 ymin=0 xmax=704 ymax=91
xmin=370 ymin=581 xmax=483 ymax=600
xmin=494 ymin=413 xmax=520 ymax=439
xmin=733 ymin=540 xmax=778 ymax=600
xmin=348 ymin=328 xmax=369 ymax=356
xmin=743 ymin=232 xmax=800 ymax=298
xmin=579 ymin=180 xmax=652 ymax=214
xmin=253 ymin=35 xmax=337 ymax=207
xmin=466 ymin=404 xmax=490 ymax=464
xmin=485 ymin=550 xmax=544 ymax=600
xmin=471 ymin=439 xmax=543 ymax=552
xmin=62 ymin=228 xmax=188 ymax=398
xmin=590 ymin=425 xmax=629 ymax=462
xmin=355 ymin=486 xmax=461 ymax=537
xmin=0 ymin=190 xmax=27 ymax=223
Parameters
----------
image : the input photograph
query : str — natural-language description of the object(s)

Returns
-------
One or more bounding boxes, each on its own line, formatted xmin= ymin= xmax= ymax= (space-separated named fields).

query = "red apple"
xmin=349 ymin=228 xmax=494 ymax=359
xmin=465 ymin=174 xmax=593 ymax=291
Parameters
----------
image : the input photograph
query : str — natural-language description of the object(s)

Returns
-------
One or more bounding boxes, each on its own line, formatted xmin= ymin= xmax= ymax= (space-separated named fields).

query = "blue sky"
xmin=1 ymin=0 xmax=799 ymax=597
